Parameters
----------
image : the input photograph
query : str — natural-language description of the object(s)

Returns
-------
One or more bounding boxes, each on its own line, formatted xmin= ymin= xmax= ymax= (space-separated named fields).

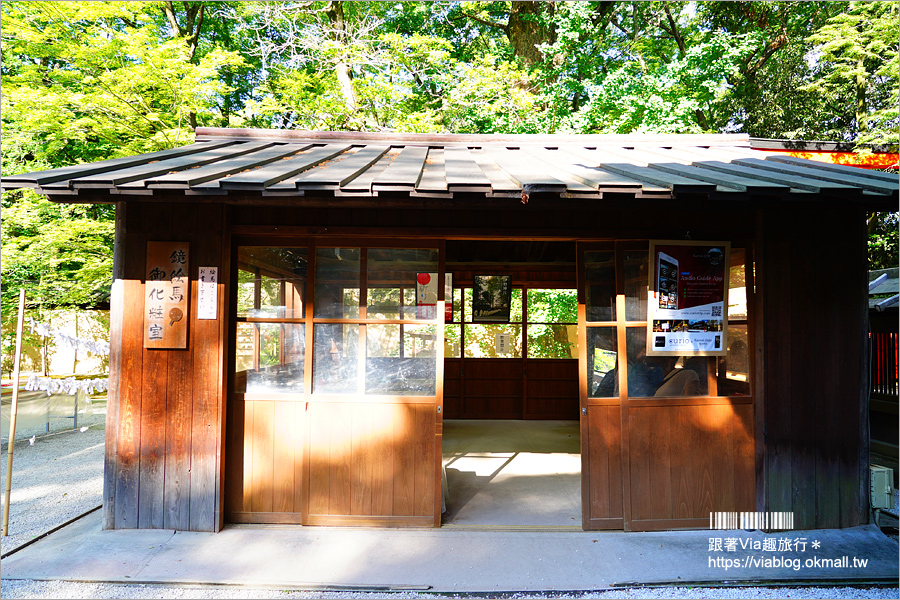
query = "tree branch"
xmin=162 ymin=2 xmax=183 ymax=37
xmin=663 ymin=4 xmax=687 ymax=56
xmin=455 ymin=10 xmax=509 ymax=34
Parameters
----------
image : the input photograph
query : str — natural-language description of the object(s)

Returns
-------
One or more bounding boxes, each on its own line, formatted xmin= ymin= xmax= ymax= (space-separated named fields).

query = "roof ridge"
xmin=193 ymin=127 xmax=750 ymax=146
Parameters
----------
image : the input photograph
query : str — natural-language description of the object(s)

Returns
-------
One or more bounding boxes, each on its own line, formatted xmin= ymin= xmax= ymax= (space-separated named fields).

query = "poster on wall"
xmin=417 ymin=272 xmax=438 ymax=319
xmin=647 ymin=240 xmax=730 ymax=356
xmin=472 ymin=275 xmax=512 ymax=323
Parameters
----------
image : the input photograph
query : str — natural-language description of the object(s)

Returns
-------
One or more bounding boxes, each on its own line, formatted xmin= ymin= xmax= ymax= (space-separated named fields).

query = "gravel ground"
xmin=1 ymin=402 xmax=897 ymax=600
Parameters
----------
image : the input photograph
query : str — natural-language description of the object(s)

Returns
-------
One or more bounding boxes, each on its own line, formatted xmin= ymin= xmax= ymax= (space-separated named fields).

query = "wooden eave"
xmin=3 ymin=129 xmax=897 ymax=211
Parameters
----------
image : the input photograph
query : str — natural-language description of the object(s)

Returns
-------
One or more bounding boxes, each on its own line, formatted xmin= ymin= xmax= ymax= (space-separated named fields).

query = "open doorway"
xmin=441 ymin=420 xmax=581 ymax=527
xmin=441 ymin=241 xmax=581 ymax=527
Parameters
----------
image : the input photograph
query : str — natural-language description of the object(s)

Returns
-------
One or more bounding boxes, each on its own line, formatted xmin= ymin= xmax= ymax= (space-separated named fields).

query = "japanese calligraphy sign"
xmin=144 ymin=242 xmax=190 ymax=349
xmin=197 ymin=267 xmax=218 ymax=320
xmin=647 ymin=240 xmax=730 ymax=356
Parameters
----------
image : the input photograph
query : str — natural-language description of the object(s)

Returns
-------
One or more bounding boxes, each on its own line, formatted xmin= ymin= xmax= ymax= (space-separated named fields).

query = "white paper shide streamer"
xmin=25 ymin=375 xmax=109 ymax=397
xmin=28 ymin=317 xmax=110 ymax=356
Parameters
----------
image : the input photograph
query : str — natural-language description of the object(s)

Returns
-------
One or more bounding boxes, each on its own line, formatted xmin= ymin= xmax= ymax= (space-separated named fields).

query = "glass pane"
xmin=527 ymin=324 xmax=578 ymax=359
xmin=527 ymin=289 xmax=577 ymax=323
xmin=719 ymin=324 xmax=750 ymax=396
xmin=368 ymin=287 xmax=401 ymax=319
xmin=728 ymin=248 xmax=747 ymax=320
xmin=445 ymin=324 xmax=461 ymax=357
xmin=366 ymin=324 xmax=436 ymax=395
xmin=585 ymin=251 xmax=616 ymax=322
xmin=464 ymin=324 xmax=523 ymax=358
xmin=624 ymin=328 xmax=708 ymax=397
xmin=236 ymin=247 xmax=307 ymax=318
xmin=234 ymin=323 xmax=305 ymax=394
xmin=623 ymin=250 xmax=649 ymax=321
xmin=313 ymin=324 xmax=359 ymax=393
xmin=315 ymin=248 xmax=360 ymax=318
xmin=588 ymin=327 xmax=618 ymax=398
xmin=451 ymin=288 xmax=462 ymax=323
xmin=463 ymin=288 xmax=522 ymax=322
xmin=403 ymin=287 xmax=417 ymax=320
xmin=367 ymin=248 xmax=438 ymax=320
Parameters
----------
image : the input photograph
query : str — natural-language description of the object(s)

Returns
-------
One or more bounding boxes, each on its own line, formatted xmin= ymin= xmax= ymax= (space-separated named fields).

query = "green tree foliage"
xmin=2 ymin=0 xmax=896 ymax=355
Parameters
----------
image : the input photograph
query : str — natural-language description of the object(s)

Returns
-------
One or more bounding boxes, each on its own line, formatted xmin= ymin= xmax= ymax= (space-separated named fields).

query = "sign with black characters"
xmin=144 ymin=241 xmax=190 ymax=349
xmin=647 ymin=240 xmax=730 ymax=356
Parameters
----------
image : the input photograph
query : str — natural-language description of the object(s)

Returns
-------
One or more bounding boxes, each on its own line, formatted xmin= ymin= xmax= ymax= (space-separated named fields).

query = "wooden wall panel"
xmin=585 ymin=405 xmax=623 ymax=529
xmin=107 ymin=202 xmax=227 ymax=531
xmin=525 ymin=359 xmax=579 ymax=419
xmin=627 ymin=403 xmax=754 ymax=528
xmin=460 ymin=360 xmax=522 ymax=418
xmin=759 ymin=206 xmax=868 ymax=530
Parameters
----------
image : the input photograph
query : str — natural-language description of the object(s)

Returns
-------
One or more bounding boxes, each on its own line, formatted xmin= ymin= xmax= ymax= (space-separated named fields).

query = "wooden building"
xmin=4 ymin=129 xmax=897 ymax=533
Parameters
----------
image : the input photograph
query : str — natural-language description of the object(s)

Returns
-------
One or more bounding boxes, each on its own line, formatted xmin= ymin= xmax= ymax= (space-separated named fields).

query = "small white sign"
xmin=198 ymin=267 xmax=218 ymax=320
xmin=495 ymin=333 xmax=511 ymax=354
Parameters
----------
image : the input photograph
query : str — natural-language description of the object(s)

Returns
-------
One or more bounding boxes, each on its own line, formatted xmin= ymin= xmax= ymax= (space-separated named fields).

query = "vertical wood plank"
xmin=648 ymin=407 xmax=671 ymax=520
xmin=588 ymin=407 xmax=610 ymax=518
xmin=790 ymin=222 xmax=816 ymax=531
xmin=114 ymin=206 xmax=145 ymax=529
xmin=104 ymin=202 xmax=125 ymax=529
xmin=393 ymin=404 xmax=414 ymax=516
xmin=138 ymin=203 xmax=172 ymax=530
xmin=273 ymin=401 xmax=295 ymax=513
xmin=190 ymin=204 xmax=224 ymax=532
xmin=164 ymin=203 xmax=196 ymax=530
xmin=672 ymin=406 xmax=692 ymax=519
xmin=372 ymin=403 xmax=394 ymax=515
xmin=242 ymin=400 xmax=254 ymax=512
xmin=733 ymin=404 xmax=755 ymax=511
xmin=295 ymin=400 xmax=307 ymax=521
xmin=816 ymin=218 xmax=841 ymax=529
xmin=838 ymin=208 xmax=867 ymax=528
xmin=764 ymin=230 xmax=792 ymax=521
xmin=414 ymin=403 xmax=435 ymax=517
xmin=164 ymin=341 xmax=192 ymax=530
xmin=694 ymin=406 xmax=716 ymax=518
xmin=308 ymin=402 xmax=330 ymax=515
xmin=249 ymin=401 xmax=267 ymax=513
xmin=629 ymin=409 xmax=651 ymax=520
xmin=224 ymin=398 xmax=245 ymax=515
xmin=607 ymin=406 xmax=623 ymax=520
xmin=351 ymin=403 xmax=374 ymax=515
xmin=329 ymin=403 xmax=352 ymax=516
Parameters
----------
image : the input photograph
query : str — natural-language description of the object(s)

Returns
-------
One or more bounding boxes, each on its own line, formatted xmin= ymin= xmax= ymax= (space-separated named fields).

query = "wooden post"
xmin=3 ymin=288 xmax=27 ymax=536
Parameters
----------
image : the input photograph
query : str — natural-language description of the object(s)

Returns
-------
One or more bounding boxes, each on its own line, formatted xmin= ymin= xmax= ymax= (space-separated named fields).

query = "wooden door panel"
xmin=225 ymin=398 xmax=306 ymax=524
xmin=307 ymin=401 xmax=436 ymax=526
xmin=627 ymin=403 xmax=754 ymax=531
xmin=583 ymin=405 xmax=624 ymax=529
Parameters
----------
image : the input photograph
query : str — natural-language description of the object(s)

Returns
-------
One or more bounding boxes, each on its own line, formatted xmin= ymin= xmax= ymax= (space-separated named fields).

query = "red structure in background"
xmin=871 ymin=329 xmax=899 ymax=398
xmin=751 ymin=138 xmax=899 ymax=171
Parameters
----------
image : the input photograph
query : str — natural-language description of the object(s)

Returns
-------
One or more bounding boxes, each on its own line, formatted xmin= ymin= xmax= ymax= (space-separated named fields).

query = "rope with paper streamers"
xmin=25 ymin=375 xmax=109 ymax=397
xmin=28 ymin=317 xmax=110 ymax=356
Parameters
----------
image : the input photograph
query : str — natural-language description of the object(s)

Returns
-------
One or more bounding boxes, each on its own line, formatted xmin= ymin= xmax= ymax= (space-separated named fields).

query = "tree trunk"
xmin=325 ymin=1 xmax=358 ymax=116
xmin=507 ymin=2 xmax=556 ymax=67
xmin=855 ymin=53 xmax=868 ymax=133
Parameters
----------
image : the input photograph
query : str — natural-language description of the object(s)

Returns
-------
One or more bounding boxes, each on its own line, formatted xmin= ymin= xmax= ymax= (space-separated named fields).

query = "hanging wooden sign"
xmin=144 ymin=241 xmax=190 ymax=349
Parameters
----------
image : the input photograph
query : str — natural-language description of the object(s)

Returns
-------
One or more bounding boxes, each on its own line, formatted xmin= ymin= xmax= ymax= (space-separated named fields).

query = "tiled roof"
xmin=3 ymin=129 xmax=897 ymax=207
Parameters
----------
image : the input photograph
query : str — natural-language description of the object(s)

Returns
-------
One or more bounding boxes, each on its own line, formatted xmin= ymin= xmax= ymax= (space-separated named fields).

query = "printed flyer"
xmin=647 ymin=240 xmax=730 ymax=356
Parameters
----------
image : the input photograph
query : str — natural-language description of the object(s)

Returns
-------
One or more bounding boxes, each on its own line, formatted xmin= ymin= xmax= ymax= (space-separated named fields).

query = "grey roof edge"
xmin=750 ymin=137 xmax=899 ymax=154
xmin=194 ymin=127 xmax=750 ymax=147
